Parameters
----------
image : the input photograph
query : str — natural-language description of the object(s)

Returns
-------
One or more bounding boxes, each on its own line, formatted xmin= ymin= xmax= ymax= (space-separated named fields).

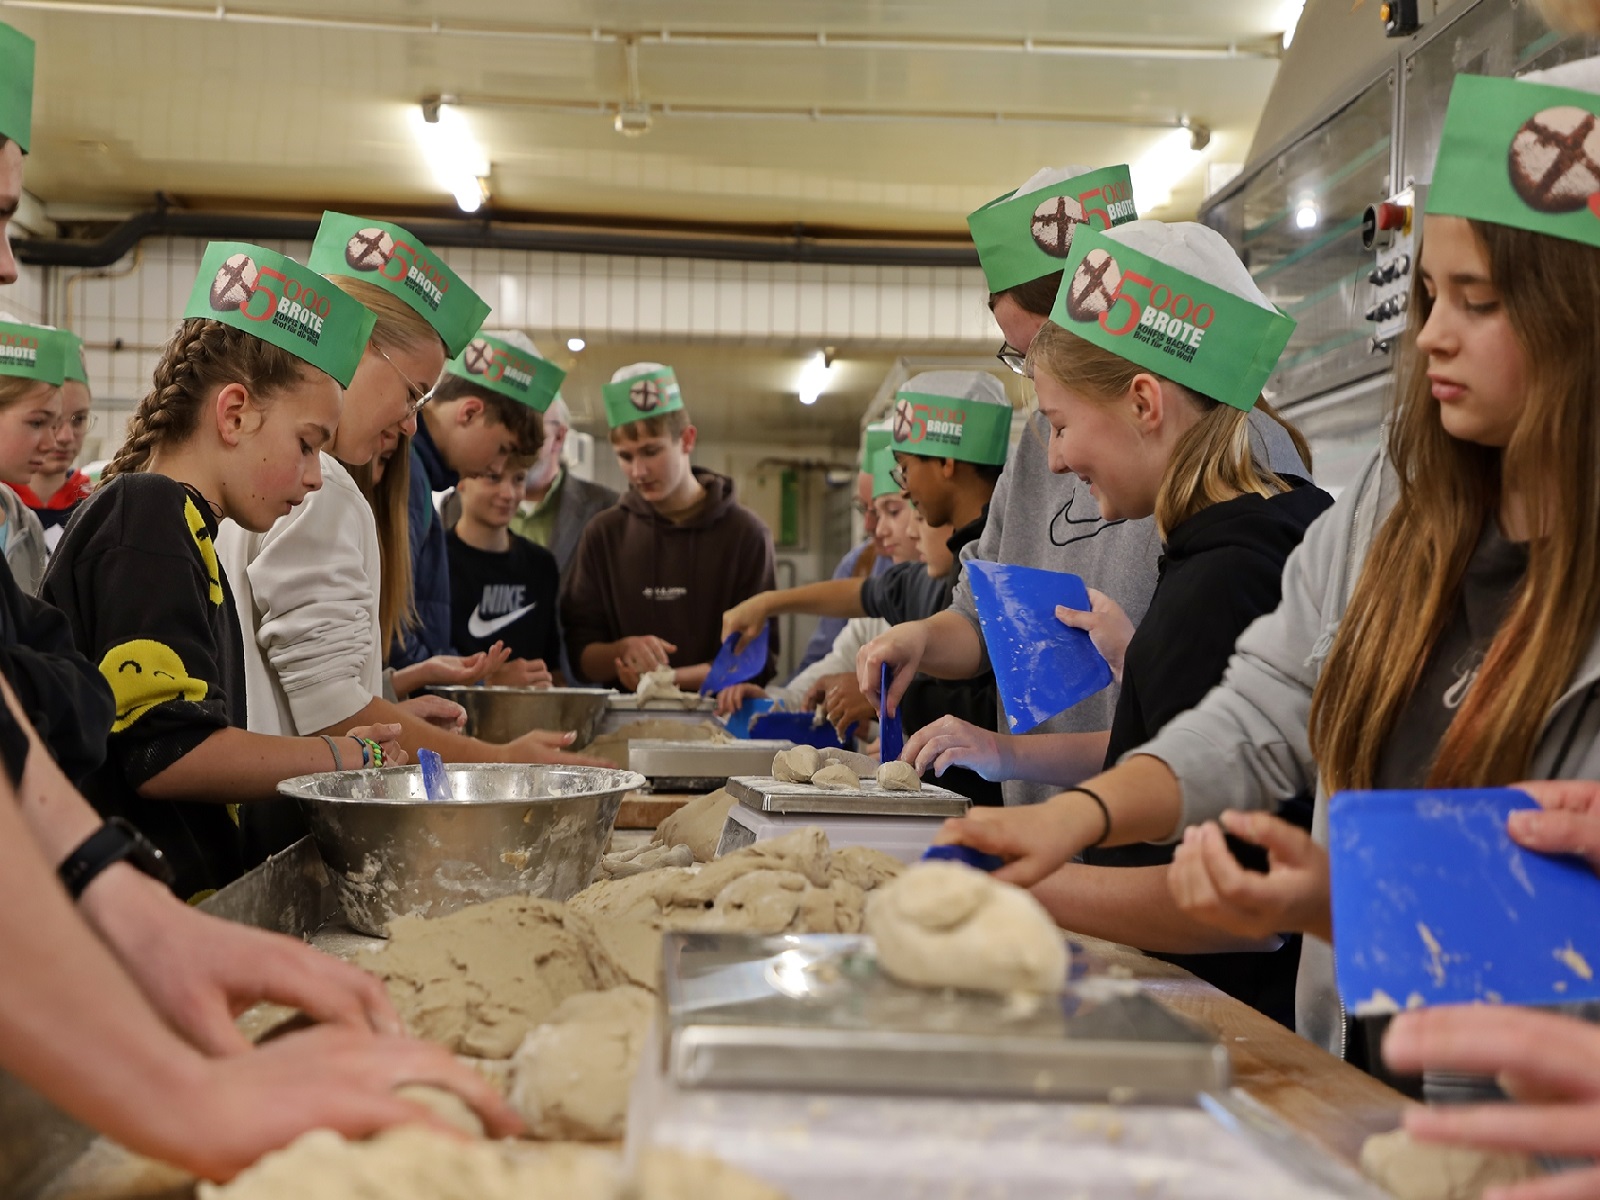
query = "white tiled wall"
xmin=1 ymin=259 xmax=46 ymax=325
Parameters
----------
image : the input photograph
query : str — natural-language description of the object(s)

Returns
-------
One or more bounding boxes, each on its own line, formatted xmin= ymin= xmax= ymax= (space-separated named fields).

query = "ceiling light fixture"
xmin=614 ymin=36 xmax=653 ymax=137
xmin=411 ymin=98 xmax=491 ymax=213
xmin=796 ymin=350 xmax=834 ymax=407
xmin=1131 ymin=126 xmax=1207 ymax=212
xmin=1277 ymin=1 xmax=1308 ymax=50
xmin=1294 ymin=199 xmax=1320 ymax=231
xmin=566 ymin=336 xmax=586 ymax=353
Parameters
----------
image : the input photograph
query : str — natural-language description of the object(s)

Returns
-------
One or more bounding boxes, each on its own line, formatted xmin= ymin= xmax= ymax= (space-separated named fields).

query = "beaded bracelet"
xmin=355 ymin=737 xmax=384 ymax=769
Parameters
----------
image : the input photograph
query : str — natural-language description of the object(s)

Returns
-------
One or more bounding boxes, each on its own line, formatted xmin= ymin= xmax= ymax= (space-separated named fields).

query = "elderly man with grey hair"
xmin=508 ymin=395 xmax=621 ymax=574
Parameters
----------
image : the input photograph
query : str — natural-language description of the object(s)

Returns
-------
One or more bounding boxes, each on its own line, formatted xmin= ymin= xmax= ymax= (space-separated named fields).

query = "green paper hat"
xmin=890 ymin=374 xmax=1011 ymax=467
xmin=859 ymin=420 xmax=891 ymax=473
xmin=446 ymin=334 xmax=566 ymax=412
xmin=0 ymin=319 xmax=70 ymax=385
xmin=0 ymin=23 xmax=34 ymax=153
xmin=967 ymin=164 xmax=1137 ymax=293
xmin=602 ymin=364 xmax=684 ymax=429
xmin=1048 ymin=223 xmax=1295 ymax=412
xmin=869 ymin=446 xmax=901 ymax=500
xmin=307 ymin=212 xmax=489 ymax=357
xmin=1427 ymin=73 xmax=1600 ymax=250
xmin=183 ymin=242 xmax=376 ymax=387
xmin=61 ymin=329 xmax=87 ymax=384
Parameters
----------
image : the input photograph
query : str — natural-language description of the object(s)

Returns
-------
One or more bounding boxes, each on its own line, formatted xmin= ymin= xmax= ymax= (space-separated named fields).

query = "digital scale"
xmin=716 ymin=774 xmax=970 ymax=863
xmin=628 ymin=739 xmax=795 ymax=793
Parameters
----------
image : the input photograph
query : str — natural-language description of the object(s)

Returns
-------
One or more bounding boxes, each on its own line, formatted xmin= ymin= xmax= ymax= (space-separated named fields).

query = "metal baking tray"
xmin=726 ymin=775 xmax=970 ymax=818
xmin=630 ymin=739 xmax=794 ymax=791
xmin=659 ymin=932 xmax=1229 ymax=1102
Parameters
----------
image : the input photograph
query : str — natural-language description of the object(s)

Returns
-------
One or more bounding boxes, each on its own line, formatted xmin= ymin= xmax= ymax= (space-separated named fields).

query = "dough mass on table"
xmin=865 ymin=862 xmax=1068 ymax=994
xmin=509 ymin=986 xmax=656 ymax=1141
xmin=1360 ymin=1127 xmax=1539 ymax=1200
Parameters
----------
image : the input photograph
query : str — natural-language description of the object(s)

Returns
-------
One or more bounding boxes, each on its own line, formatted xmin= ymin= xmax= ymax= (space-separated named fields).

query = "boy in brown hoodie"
xmin=560 ymin=362 xmax=777 ymax=690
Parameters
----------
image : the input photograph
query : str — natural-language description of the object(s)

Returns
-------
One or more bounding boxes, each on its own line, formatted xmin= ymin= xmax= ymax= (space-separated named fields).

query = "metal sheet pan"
xmin=726 ymin=776 xmax=969 ymax=818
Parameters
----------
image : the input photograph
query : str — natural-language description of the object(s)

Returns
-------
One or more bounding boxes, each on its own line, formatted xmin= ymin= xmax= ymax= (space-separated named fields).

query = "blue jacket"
xmin=393 ymin=422 xmax=458 ymax=667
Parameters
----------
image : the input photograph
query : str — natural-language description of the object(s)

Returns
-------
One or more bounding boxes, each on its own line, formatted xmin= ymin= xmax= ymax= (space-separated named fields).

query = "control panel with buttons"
xmin=1361 ymin=187 xmax=1415 ymax=355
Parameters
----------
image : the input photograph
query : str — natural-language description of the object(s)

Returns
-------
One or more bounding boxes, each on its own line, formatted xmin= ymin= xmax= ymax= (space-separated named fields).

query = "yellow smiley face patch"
xmin=101 ymin=639 xmax=210 ymax=732
xmin=184 ymin=496 xmax=224 ymax=606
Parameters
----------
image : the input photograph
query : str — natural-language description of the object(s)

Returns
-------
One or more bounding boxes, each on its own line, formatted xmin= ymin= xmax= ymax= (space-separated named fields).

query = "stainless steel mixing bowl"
xmin=277 ymin=763 xmax=645 ymax=936
xmin=424 ymin=685 xmax=613 ymax=748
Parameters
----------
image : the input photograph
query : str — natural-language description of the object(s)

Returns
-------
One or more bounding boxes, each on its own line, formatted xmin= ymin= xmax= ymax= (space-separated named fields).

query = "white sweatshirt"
xmin=216 ymin=454 xmax=383 ymax=737
xmin=769 ymin=616 xmax=888 ymax=710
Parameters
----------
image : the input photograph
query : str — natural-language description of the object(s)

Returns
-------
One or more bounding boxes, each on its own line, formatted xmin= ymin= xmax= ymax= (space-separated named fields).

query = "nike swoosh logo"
xmin=467 ymin=602 xmax=537 ymax=639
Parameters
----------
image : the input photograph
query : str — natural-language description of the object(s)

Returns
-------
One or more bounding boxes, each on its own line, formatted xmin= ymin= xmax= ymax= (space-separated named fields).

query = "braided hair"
xmin=102 ymin=319 xmax=308 ymax=481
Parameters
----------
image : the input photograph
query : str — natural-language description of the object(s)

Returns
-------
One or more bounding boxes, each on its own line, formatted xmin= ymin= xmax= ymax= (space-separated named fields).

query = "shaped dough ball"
xmin=1360 ymin=1127 xmax=1539 ymax=1200
xmin=866 ymin=862 xmax=1067 ymax=994
xmin=810 ymin=762 xmax=860 ymax=790
xmin=772 ymin=745 xmax=820 ymax=782
xmin=876 ymin=760 xmax=922 ymax=791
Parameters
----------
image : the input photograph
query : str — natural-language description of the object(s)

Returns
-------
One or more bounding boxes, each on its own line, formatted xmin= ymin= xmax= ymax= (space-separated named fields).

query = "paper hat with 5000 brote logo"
xmin=967 ymin=164 xmax=1138 ymax=294
xmin=890 ymin=370 xmax=1012 ymax=467
xmin=446 ymin=330 xmax=567 ymax=412
xmin=183 ymin=242 xmax=376 ymax=387
xmin=1048 ymin=220 xmax=1296 ymax=413
xmin=0 ymin=22 xmax=34 ymax=153
xmin=1427 ymin=64 xmax=1600 ymax=250
xmin=308 ymin=212 xmax=489 ymax=358
xmin=602 ymin=362 xmax=685 ymax=429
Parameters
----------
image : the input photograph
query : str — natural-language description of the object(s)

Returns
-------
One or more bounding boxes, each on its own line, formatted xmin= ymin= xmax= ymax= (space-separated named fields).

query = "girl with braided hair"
xmin=41 ymin=245 xmax=406 ymax=899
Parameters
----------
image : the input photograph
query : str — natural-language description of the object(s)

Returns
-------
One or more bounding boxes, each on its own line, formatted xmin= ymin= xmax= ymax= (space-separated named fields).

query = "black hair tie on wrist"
xmin=1065 ymin=786 xmax=1112 ymax=848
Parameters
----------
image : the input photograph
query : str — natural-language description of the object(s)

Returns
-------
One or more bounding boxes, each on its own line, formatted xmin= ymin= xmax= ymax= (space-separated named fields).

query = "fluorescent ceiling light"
xmin=796 ymin=350 xmax=834 ymax=406
xmin=1130 ymin=127 xmax=1205 ymax=212
xmin=566 ymin=336 xmax=586 ymax=352
xmin=1278 ymin=1 xmax=1307 ymax=48
xmin=410 ymin=102 xmax=490 ymax=213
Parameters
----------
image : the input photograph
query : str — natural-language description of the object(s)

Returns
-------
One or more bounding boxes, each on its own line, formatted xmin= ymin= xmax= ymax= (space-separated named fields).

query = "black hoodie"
xmin=1087 ymin=477 xmax=1333 ymax=1028
xmin=561 ymin=467 xmax=777 ymax=683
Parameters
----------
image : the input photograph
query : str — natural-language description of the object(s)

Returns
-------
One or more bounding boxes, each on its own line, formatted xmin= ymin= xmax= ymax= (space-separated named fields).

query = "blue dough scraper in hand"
xmin=966 ymin=560 xmax=1112 ymax=735
xmin=418 ymin=748 xmax=455 ymax=802
xmin=878 ymin=661 xmax=903 ymax=764
xmin=1329 ymin=787 xmax=1600 ymax=1013
xmin=921 ymin=843 xmax=1004 ymax=872
xmin=701 ymin=627 xmax=771 ymax=695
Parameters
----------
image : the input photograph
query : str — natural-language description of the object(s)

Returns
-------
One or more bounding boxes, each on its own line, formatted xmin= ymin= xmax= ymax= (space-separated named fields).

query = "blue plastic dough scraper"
xmin=1328 ymin=787 xmax=1600 ymax=1013
xmin=965 ymin=560 xmax=1113 ymax=735
xmin=878 ymin=661 xmax=903 ymax=764
xmin=701 ymin=627 xmax=771 ymax=695
xmin=417 ymin=748 xmax=455 ymax=802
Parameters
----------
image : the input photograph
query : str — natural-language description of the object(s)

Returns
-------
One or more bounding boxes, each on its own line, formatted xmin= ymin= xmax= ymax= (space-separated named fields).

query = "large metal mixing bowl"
xmin=424 ymin=685 xmax=613 ymax=748
xmin=277 ymin=763 xmax=645 ymax=936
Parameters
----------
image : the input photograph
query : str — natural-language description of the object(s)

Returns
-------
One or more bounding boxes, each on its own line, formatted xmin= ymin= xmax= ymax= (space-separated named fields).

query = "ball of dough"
xmin=509 ymin=987 xmax=656 ymax=1141
xmin=876 ymin=760 xmax=922 ymax=791
xmin=866 ymin=862 xmax=1067 ymax=994
xmin=772 ymin=745 xmax=820 ymax=783
xmin=810 ymin=762 xmax=860 ymax=790
xmin=1360 ymin=1127 xmax=1539 ymax=1200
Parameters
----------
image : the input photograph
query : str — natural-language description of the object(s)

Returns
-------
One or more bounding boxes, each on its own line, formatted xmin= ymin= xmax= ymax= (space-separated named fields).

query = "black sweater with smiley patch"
xmin=43 ymin=473 xmax=248 ymax=899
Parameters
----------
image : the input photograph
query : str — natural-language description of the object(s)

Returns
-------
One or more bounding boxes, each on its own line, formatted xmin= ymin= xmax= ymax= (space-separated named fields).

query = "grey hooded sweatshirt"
xmin=1133 ymin=446 xmax=1600 ymax=1058
xmin=950 ymin=406 xmax=1310 ymax=807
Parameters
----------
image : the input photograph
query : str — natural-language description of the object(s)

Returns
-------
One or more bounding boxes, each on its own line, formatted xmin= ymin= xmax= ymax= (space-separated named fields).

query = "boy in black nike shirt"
xmin=446 ymin=457 xmax=563 ymax=688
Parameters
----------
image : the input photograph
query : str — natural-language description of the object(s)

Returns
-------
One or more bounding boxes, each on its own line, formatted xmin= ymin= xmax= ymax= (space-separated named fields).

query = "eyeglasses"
xmin=55 ymin=411 xmax=96 ymax=435
xmin=996 ymin=342 xmax=1028 ymax=376
xmin=890 ymin=461 xmax=909 ymax=491
xmin=372 ymin=344 xmax=436 ymax=415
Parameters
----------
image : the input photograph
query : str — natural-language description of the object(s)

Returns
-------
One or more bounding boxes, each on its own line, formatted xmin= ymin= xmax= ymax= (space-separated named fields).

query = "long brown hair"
xmin=0 ymin=376 xmax=57 ymax=412
xmin=102 ymin=320 xmax=308 ymax=480
xmin=1309 ymin=220 xmax=1600 ymax=791
xmin=1025 ymin=322 xmax=1312 ymax=538
xmin=347 ymin=435 xmax=416 ymax=658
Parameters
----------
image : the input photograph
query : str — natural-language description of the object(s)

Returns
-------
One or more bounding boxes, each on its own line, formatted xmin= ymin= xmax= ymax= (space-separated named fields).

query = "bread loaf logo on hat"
xmin=892 ymin=397 xmax=917 ymax=441
xmin=344 ymin=227 xmax=395 ymax=272
xmin=1031 ymin=195 xmax=1089 ymax=258
xmin=460 ymin=338 xmax=495 ymax=376
xmin=1508 ymin=106 xmax=1600 ymax=214
xmin=1065 ymin=248 xmax=1122 ymax=323
xmin=341 ymin=226 xmax=449 ymax=313
xmin=629 ymin=377 xmax=663 ymax=412
xmin=209 ymin=253 xmax=259 ymax=313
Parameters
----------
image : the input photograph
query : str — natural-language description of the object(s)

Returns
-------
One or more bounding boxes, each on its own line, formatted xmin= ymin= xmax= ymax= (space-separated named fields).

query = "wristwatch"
xmin=58 ymin=817 xmax=176 ymax=900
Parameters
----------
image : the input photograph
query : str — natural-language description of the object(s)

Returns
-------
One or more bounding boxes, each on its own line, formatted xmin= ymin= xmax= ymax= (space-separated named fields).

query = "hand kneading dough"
xmin=653 ymin=788 xmax=737 ymax=861
xmin=198 ymin=1129 xmax=622 ymax=1200
xmin=809 ymin=762 xmax=859 ymax=790
xmin=876 ymin=760 xmax=922 ymax=791
xmin=866 ymin=862 xmax=1067 ymax=993
xmin=1360 ymin=1127 xmax=1539 ymax=1200
xmin=771 ymin=745 xmax=820 ymax=782
xmin=634 ymin=1149 xmax=788 ymax=1200
xmin=510 ymin=987 xmax=655 ymax=1141
xmin=355 ymin=895 xmax=628 ymax=1058
xmin=395 ymin=1084 xmax=485 ymax=1137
